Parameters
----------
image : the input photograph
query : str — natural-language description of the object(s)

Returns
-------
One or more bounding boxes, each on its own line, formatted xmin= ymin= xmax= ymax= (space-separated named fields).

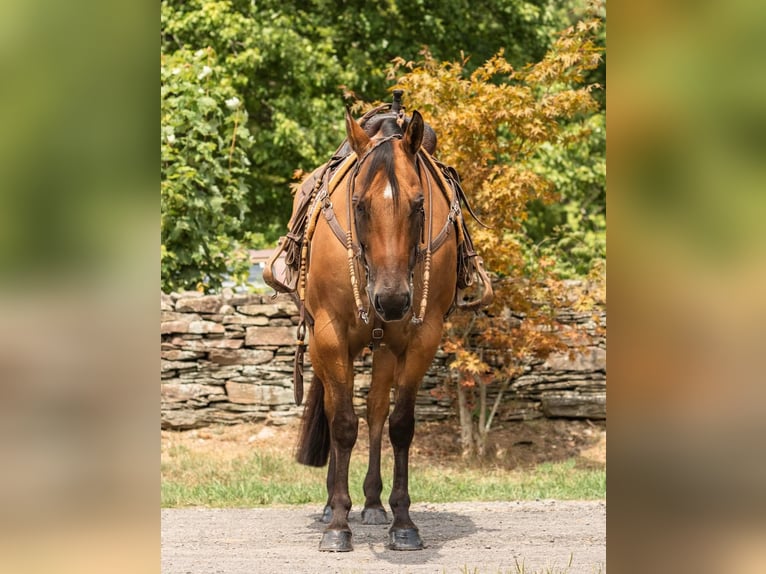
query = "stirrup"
xmin=263 ymin=237 xmax=298 ymax=294
xmin=455 ymin=256 xmax=494 ymax=311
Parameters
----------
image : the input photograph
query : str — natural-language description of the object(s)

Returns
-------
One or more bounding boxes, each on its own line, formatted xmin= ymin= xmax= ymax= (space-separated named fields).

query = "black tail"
xmin=295 ymin=375 xmax=330 ymax=467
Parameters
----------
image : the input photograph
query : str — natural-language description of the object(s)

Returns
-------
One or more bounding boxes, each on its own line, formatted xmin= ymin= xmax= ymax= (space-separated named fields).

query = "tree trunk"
xmin=455 ymin=372 xmax=475 ymax=458
xmin=477 ymin=373 xmax=488 ymax=458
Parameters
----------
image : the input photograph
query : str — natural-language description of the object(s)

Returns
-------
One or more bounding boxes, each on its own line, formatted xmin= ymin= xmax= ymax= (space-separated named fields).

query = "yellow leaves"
xmin=382 ymin=11 xmax=604 ymax=384
xmin=448 ymin=345 xmax=492 ymax=387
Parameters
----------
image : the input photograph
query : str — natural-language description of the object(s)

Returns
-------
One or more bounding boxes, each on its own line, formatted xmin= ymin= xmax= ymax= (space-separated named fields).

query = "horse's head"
xmin=345 ymin=108 xmax=426 ymax=322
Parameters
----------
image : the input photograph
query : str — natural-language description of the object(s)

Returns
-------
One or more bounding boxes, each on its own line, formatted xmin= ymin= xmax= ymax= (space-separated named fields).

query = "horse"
xmin=289 ymin=106 xmax=487 ymax=552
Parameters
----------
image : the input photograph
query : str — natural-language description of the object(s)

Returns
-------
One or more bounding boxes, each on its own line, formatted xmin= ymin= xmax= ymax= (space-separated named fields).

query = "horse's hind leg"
xmin=361 ymin=349 xmax=394 ymax=525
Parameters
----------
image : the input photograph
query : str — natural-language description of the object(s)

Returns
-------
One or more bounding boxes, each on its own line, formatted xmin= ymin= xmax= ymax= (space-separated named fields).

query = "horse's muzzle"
xmin=373 ymin=290 xmax=411 ymax=322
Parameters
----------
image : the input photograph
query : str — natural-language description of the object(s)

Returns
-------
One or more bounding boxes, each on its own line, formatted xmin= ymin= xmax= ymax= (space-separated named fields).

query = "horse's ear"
xmin=345 ymin=108 xmax=371 ymax=157
xmin=403 ymin=110 xmax=424 ymax=156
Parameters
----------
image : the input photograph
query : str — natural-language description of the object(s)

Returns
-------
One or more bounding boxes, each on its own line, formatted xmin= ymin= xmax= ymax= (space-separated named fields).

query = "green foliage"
xmin=161 ymin=48 xmax=254 ymax=292
xmin=160 ymin=0 xmax=603 ymax=291
xmin=309 ymin=0 xmax=569 ymax=101
xmin=162 ymin=0 xmax=352 ymax=237
xmin=524 ymin=111 xmax=606 ymax=277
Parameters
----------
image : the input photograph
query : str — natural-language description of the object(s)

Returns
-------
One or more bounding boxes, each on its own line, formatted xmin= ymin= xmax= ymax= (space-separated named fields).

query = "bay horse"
xmin=292 ymin=106 xmax=486 ymax=552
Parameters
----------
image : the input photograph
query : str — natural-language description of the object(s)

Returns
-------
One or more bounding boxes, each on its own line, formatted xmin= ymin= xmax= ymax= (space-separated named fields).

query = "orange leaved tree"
xmin=385 ymin=12 xmax=605 ymax=457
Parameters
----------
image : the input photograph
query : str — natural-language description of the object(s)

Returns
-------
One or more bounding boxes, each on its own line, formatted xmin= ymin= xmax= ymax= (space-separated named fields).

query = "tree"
xmin=160 ymin=0 xmax=601 ymax=294
xmin=162 ymin=0 xmax=353 ymax=241
xmin=161 ymin=47 xmax=254 ymax=292
xmin=387 ymin=9 xmax=604 ymax=457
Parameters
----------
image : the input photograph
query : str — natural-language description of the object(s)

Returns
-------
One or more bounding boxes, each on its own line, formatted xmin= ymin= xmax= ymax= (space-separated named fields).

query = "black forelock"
xmin=359 ymin=139 xmax=401 ymax=209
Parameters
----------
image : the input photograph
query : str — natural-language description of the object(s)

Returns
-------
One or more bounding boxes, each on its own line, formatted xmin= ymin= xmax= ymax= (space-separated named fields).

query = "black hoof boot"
xmin=361 ymin=507 xmax=389 ymax=525
xmin=319 ymin=529 xmax=353 ymax=552
xmin=320 ymin=505 xmax=332 ymax=524
xmin=389 ymin=527 xmax=424 ymax=551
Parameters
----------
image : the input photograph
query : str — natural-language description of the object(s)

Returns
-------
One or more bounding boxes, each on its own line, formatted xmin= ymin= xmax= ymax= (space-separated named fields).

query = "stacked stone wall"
xmin=161 ymin=290 xmax=605 ymax=429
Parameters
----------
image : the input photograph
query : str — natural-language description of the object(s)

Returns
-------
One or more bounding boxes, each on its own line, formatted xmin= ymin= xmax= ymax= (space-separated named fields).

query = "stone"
xmin=541 ymin=347 xmax=606 ymax=372
xmin=161 ymin=409 xmax=210 ymax=430
xmin=221 ymin=315 xmax=270 ymax=326
xmin=209 ymin=410 xmax=267 ymax=423
xmin=223 ymin=292 xmax=262 ymax=306
xmin=188 ymin=320 xmax=225 ymax=334
xmin=161 ymin=360 xmax=196 ymax=373
xmin=171 ymin=290 xmax=203 ymax=301
xmin=237 ymin=301 xmax=297 ymax=318
xmin=161 ymin=349 xmax=205 ymax=361
xmin=245 ymin=326 xmax=295 ymax=347
xmin=224 ymin=381 xmax=259 ymax=404
xmin=161 ymin=320 xmax=192 ymax=334
xmin=225 ymin=381 xmax=294 ymax=405
xmin=161 ymin=292 xmax=174 ymax=311
xmin=201 ymin=366 xmax=244 ymax=379
xmin=169 ymin=338 xmax=241 ymax=352
xmin=208 ymin=349 xmax=273 ymax=366
xmin=541 ymin=391 xmax=606 ymax=419
xmin=178 ymin=373 xmax=225 ymax=385
xmin=161 ymin=382 xmax=225 ymax=403
xmin=161 ymin=311 xmax=199 ymax=323
xmin=220 ymin=402 xmax=269 ymax=412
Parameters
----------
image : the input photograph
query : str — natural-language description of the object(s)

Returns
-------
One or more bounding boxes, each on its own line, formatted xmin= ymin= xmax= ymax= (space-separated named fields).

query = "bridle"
xmin=297 ymin=133 xmax=462 ymax=329
xmin=343 ymin=134 xmax=431 ymax=325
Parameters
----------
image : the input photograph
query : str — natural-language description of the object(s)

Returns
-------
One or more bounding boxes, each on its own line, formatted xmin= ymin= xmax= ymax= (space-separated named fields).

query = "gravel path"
xmin=162 ymin=500 xmax=605 ymax=573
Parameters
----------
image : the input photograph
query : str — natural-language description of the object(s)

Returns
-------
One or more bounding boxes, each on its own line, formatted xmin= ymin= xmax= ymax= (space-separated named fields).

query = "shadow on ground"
xmin=305 ymin=505 xmax=480 ymax=565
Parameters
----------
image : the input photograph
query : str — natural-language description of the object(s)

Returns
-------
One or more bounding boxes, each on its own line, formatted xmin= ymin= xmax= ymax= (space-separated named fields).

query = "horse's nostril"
xmin=374 ymin=291 xmax=411 ymax=321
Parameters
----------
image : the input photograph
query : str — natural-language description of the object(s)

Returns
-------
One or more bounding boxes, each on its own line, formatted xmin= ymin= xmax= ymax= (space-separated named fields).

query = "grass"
xmin=161 ymin=445 xmax=605 ymax=507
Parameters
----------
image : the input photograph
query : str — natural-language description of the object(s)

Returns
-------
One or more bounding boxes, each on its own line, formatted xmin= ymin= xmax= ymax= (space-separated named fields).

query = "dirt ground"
xmin=161 ymin=417 xmax=606 ymax=471
xmin=162 ymin=500 xmax=606 ymax=573
xmin=162 ymin=419 xmax=605 ymax=572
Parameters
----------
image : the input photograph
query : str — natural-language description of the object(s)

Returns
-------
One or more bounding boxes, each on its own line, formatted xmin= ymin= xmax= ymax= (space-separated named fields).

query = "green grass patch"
xmin=161 ymin=445 xmax=605 ymax=507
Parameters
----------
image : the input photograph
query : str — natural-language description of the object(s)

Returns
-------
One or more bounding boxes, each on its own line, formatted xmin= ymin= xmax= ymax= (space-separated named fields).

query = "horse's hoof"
xmin=319 ymin=529 xmax=353 ymax=552
xmin=388 ymin=527 xmax=424 ymax=551
xmin=320 ymin=505 xmax=332 ymax=524
xmin=361 ymin=507 xmax=389 ymax=525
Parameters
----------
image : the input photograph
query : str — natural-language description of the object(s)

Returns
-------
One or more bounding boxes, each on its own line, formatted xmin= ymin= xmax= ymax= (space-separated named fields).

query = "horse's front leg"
xmin=320 ymin=449 xmax=335 ymax=523
xmin=387 ymin=327 xmax=444 ymax=551
xmin=387 ymin=380 xmax=423 ymax=550
xmin=361 ymin=348 xmax=395 ymax=525
xmin=319 ymin=365 xmax=359 ymax=552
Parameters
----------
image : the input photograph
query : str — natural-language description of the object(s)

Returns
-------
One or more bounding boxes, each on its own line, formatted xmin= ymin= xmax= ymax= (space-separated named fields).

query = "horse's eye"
xmin=411 ymin=196 xmax=425 ymax=217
